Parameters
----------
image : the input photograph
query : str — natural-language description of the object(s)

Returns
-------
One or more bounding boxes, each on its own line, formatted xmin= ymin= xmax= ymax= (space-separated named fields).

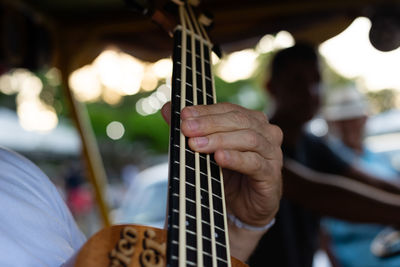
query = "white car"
xmin=114 ymin=162 xmax=168 ymax=228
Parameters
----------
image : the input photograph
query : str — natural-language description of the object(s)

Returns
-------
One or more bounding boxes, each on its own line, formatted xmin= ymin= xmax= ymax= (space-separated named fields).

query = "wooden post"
xmin=61 ymin=73 xmax=111 ymax=227
xmin=55 ymin=38 xmax=111 ymax=227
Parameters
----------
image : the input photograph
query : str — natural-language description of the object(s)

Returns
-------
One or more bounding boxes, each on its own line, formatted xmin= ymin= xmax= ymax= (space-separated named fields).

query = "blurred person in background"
xmin=64 ymin=165 xmax=95 ymax=236
xmin=323 ymin=86 xmax=400 ymax=181
xmin=249 ymin=43 xmax=400 ymax=267
xmin=321 ymin=85 xmax=400 ymax=267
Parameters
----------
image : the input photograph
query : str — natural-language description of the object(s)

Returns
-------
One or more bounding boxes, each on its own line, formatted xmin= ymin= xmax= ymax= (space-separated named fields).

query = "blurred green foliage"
xmin=87 ymin=98 xmax=170 ymax=153
xmin=366 ymin=89 xmax=399 ymax=114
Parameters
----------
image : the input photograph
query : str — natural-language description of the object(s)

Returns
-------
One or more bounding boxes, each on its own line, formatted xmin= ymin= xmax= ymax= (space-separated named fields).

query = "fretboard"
xmin=166 ymin=6 xmax=231 ymax=267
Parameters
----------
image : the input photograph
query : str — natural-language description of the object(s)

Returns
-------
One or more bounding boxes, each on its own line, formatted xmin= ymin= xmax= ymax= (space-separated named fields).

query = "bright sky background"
xmin=319 ymin=17 xmax=400 ymax=92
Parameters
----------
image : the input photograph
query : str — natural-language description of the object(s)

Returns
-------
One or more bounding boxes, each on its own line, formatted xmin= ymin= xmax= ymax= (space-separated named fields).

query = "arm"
xmin=283 ymin=159 xmax=400 ymax=225
xmin=345 ymin=166 xmax=400 ymax=195
xmin=162 ymin=102 xmax=283 ymax=261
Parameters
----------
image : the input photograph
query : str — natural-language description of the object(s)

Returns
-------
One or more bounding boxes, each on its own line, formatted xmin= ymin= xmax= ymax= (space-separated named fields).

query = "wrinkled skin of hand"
xmin=161 ymin=102 xmax=283 ymax=227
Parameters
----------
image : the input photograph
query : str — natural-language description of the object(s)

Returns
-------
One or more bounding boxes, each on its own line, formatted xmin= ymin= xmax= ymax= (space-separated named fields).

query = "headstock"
xmin=124 ymin=0 xmax=217 ymax=44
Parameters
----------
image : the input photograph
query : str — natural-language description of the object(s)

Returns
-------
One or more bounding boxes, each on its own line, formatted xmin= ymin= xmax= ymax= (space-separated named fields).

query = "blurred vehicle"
xmin=113 ymin=162 xmax=168 ymax=228
xmin=365 ymin=109 xmax=400 ymax=174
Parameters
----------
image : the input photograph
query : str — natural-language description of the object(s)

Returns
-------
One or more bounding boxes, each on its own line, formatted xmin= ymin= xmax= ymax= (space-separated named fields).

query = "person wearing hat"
xmin=323 ymin=85 xmax=399 ymax=181
xmin=322 ymin=85 xmax=400 ymax=267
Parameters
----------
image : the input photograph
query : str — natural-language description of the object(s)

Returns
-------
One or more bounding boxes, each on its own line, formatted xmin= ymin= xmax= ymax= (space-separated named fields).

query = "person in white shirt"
xmin=0 ymin=146 xmax=86 ymax=267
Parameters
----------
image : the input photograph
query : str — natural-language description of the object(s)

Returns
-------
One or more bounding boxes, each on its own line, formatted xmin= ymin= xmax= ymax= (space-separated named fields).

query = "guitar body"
xmin=63 ymin=224 xmax=247 ymax=267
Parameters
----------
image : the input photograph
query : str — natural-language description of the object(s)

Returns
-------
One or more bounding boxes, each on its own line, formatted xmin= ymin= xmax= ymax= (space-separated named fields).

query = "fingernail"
xmin=223 ymin=150 xmax=230 ymax=160
xmin=185 ymin=107 xmax=199 ymax=117
xmin=193 ymin=137 xmax=208 ymax=147
xmin=186 ymin=119 xmax=199 ymax=131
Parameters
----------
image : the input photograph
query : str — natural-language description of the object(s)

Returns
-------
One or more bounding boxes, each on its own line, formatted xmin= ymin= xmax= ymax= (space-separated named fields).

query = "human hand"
xmin=161 ymin=102 xmax=283 ymax=228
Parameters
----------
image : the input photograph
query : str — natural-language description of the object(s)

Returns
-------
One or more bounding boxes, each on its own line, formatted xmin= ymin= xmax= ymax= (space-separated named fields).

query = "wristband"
xmin=227 ymin=213 xmax=276 ymax=232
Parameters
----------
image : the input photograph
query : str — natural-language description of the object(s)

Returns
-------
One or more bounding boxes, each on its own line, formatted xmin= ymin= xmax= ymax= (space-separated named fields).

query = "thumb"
xmin=161 ymin=102 xmax=172 ymax=126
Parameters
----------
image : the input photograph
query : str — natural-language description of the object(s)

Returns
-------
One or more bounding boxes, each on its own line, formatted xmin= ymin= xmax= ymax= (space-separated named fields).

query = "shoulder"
xmin=299 ymin=132 xmax=333 ymax=156
xmin=0 ymin=146 xmax=86 ymax=266
xmin=0 ymin=146 xmax=46 ymax=178
xmin=0 ymin=146 xmax=58 ymax=201
xmin=299 ymin=133 xmax=351 ymax=174
xmin=301 ymin=132 xmax=327 ymax=146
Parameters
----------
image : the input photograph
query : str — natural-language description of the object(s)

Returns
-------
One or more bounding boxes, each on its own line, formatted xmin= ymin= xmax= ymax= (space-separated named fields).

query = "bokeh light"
xmin=0 ymin=68 xmax=59 ymax=132
xmin=102 ymin=87 xmax=123 ymax=106
xmin=274 ymin=31 xmax=296 ymax=49
xmin=68 ymin=49 xmax=174 ymax=108
xmin=69 ymin=65 xmax=102 ymax=102
xmin=45 ymin=68 xmax=62 ymax=87
xmin=211 ymin=52 xmax=221 ymax=65
xmin=135 ymin=84 xmax=171 ymax=116
xmin=217 ymin=49 xmax=259 ymax=82
xmin=106 ymin=121 xmax=125 ymax=140
xmin=17 ymin=99 xmax=58 ymax=132
xmin=152 ymin=58 xmax=172 ymax=79
xmin=256 ymin=34 xmax=275 ymax=54
xmin=141 ymin=68 xmax=159 ymax=92
xmin=94 ymin=50 xmax=144 ymax=96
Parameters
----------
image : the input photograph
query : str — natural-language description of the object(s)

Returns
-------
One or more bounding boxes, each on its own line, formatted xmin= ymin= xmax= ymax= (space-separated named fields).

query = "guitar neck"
xmin=167 ymin=4 xmax=231 ymax=267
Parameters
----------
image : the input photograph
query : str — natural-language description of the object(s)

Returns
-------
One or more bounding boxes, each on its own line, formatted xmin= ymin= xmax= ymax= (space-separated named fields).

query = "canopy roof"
xmin=1 ymin=0 xmax=399 ymax=69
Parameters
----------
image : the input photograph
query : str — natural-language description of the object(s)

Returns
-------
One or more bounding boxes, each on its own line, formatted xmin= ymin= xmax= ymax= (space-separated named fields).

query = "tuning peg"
xmin=188 ymin=0 xmax=200 ymax=6
xmin=171 ymin=0 xmax=185 ymax=6
xmin=199 ymin=11 xmax=214 ymax=27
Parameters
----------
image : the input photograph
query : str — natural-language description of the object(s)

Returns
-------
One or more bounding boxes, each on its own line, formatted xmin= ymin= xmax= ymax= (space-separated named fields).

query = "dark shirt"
xmin=249 ymin=132 xmax=350 ymax=267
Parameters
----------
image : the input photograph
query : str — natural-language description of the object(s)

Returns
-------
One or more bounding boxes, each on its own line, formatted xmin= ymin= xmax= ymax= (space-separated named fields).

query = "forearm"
xmin=283 ymin=162 xmax=400 ymax=224
xmin=346 ymin=167 xmax=400 ymax=194
xmin=228 ymin=219 xmax=272 ymax=262
xmin=229 ymin=224 xmax=266 ymax=262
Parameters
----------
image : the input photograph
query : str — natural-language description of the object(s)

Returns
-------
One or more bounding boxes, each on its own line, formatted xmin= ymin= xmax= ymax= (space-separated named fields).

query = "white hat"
xmin=323 ymin=85 xmax=369 ymax=121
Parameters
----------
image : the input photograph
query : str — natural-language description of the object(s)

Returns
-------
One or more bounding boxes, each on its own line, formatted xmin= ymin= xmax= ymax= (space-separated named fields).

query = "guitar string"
xmin=186 ymin=5 xmax=220 ymax=267
xmin=210 ymin=37 xmax=232 ymax=267
xmin=182 ymin=5 xmax=205 ymax=267
xmin=196 ymin=9 xmax=232 ymax=267
xmin=204 ymin=45 xmax=225 ymax=267
xmin=185 ymin=5 xmax=231 ymax=266
xmin=181 ymin=6 xmax=203 ymax=266
xmin=178 ymin=4 xmax=188 ymax=267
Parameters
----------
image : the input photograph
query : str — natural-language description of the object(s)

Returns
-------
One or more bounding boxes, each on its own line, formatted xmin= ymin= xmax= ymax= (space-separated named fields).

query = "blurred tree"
xmin=367 ymin=89 xmax=399 ymax=114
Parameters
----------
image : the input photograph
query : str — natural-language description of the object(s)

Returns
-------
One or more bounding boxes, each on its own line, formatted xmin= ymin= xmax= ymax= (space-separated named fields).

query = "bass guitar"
xmin=63 ymin=1 xmax=247 ymax=266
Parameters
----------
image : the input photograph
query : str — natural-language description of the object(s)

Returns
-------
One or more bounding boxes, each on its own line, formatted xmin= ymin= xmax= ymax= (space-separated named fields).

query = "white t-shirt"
xmin=0 ymin=147 xmax=86 ymax=267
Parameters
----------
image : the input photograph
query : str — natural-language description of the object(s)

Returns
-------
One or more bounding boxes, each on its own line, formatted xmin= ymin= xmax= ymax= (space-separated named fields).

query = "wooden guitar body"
xmin=63 ymin=224 xmax=247 ymax=267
